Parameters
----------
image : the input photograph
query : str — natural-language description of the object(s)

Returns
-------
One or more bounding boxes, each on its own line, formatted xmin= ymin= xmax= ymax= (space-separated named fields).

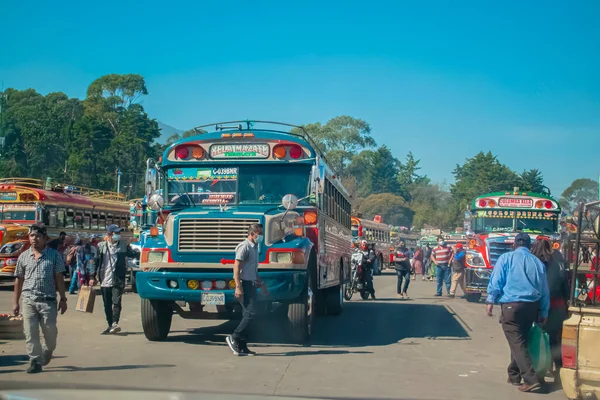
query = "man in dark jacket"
xmin=90 ymin=225 xmax=139 ymax=334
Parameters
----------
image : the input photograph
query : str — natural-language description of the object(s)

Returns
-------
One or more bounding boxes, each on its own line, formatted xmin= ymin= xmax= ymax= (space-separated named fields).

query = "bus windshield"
xmin=166 ymin=165 xmax=311 ymax=206
xmin=471 ymin=216 xmax=558 ymax=234
xmin=0 ymin=210 xmax=36 ymax=222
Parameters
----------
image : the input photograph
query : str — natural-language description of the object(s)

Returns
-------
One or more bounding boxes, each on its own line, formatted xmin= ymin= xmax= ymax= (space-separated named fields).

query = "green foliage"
xmin=0 ymin=74 xmax=161 ymax=199
xmin=519 ymin=169 xmax=547 ymax=194
xmin=357 ymin=192 xmax=413 ymax=226
xmin=361 ymin=146 xmax=400 ymax=196
xmin=560 ymin=178 xmax=598 ymax=214
xmin=451 ymin=151 xmax=521 ymax=212
xmin=293 ymin=116 xmax=375 ymax=174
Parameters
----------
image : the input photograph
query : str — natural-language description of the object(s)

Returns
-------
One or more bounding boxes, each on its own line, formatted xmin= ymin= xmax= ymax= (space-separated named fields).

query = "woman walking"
xmin=412 ymin=247 xmax=425 ymax=281
xmin=531 ymin=239 xmax=569 ymax=381
xmin=394 ymin=241 xmax=411 ymax=299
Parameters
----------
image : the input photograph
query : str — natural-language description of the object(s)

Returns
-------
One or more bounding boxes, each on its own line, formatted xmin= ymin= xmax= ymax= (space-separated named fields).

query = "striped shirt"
xmin=432 ymin=245 xmax=453 ymax=265
xmin=15 ymin=247 xmax=65 ymax=300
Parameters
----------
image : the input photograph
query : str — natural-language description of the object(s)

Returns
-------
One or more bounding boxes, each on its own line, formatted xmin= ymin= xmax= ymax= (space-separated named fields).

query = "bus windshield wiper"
xmin=164 ymin=173 xmax=196 ymax=208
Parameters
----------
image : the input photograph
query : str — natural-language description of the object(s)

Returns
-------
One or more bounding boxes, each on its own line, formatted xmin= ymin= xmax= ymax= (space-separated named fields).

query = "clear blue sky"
xmin=2 ymin=0 xmax=599 ymax=196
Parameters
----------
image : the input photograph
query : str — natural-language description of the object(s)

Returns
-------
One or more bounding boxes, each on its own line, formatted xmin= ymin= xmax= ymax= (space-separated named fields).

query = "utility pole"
xmin=117 ymin=168 xmax=122 ymax=194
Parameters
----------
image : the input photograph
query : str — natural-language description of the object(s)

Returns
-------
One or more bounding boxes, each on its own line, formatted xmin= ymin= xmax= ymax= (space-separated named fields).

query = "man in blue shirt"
xmin=486 ymin=232 xmax=550 ymax=393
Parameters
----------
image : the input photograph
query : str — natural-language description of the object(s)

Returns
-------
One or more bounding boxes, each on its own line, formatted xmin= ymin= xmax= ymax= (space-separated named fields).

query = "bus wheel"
xmin=288 ymin=253 xmax=316 ymax=343
xmin=325 ymin=268 xmax=343 ymax=315
xmin=131 ymin=271 xmax=137 ymax=293
xmin=466 ymin=293 xmax=481 ymax=303
xmin=141 ymin=298 xmax=173 ymax=341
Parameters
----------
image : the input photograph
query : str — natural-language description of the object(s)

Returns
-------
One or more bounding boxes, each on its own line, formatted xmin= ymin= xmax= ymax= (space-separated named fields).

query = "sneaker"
xmin=448 ymin=294 xmax=455 ymax=298
xmin=371 ymin=293 xmax=377 ymax=300
xmin=434 ymin=293 xmax=442 ymax=297
xmin=240 ymin=343 xmax=256 ymax=356
xmin=517 ymin=382 xmax=541 ymax=392
xmin=109 ymin=323 xmax=121 ymax=334
xmin=26 ymin=360 xmax=42 ymax=374
xmin=226 ymin=335 xmax=242 ymax=356
xmin=42 ymin=350 xmax=53 ymax=366
xmin=101 ymin=327 xmax=111 ymax=335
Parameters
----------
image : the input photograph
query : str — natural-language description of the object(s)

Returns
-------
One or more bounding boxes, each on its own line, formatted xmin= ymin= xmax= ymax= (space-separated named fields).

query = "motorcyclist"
xmin=359 ymin=240 xmax=377 ymax=299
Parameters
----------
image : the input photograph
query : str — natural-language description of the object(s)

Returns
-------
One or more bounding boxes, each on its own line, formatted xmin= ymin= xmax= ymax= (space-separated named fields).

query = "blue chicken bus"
xmin=138 ymin=121 xmax=352 ymax=342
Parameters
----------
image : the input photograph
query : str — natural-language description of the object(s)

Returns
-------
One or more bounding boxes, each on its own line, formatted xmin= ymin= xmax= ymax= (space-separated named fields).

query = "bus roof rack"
xmin=0 ymin=178 xmax=127 ymax=202
xmin=192 ymin=120 xmax=336 ymax=175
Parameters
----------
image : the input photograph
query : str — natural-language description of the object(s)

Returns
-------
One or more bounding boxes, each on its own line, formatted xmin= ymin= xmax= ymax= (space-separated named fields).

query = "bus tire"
xmin=131 ymin=271 xmax=137 ymax=294
xmin=466 ymin=293 xmax=481 ymax=303
xmin=141 ymin=298 xmax=173 ymax=341
xmin=325 ymin=265 xmax=344 ymax=315
xmin=288 ymin=252 xmax=316 ymax=343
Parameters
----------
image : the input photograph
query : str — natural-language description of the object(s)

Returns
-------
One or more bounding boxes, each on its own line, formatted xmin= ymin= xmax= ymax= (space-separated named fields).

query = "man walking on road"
xmin=90 ymin=225 xmax=139 ymax=335
xmin=449 ymin=243 xmax=466 ymax=298
xmin=13 ymin=225 xmax=68 ymax=374
xmin=423 ymin=243 xmax=433 ymax=281
xmin=431 ymin=239 xmax=453 ymax=296
xmin=486 ymin=233 xmax=550 ymax=393
xmin=226 ymin=223 xmax=266 ymax=356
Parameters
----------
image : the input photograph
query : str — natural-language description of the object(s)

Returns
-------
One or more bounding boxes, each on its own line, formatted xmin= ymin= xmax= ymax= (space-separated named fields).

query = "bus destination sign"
xmin=0 ymin=192 xmax=17 ymax=201
xmin=210 ymin=143 xmax=270 ymax=159
xmin=498 ymin=197 xmax=533 ymax=208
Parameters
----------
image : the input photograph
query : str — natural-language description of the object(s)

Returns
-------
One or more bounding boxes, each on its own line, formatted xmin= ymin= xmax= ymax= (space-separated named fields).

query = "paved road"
xmin=0 ymin=273 xmax=566 ymax=400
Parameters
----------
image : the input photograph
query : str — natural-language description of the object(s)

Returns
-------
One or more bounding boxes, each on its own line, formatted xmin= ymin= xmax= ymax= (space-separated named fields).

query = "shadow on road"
xmin=165 ymin=301 xmax=470 ymax=350
xmin=47 ymin=364 xmax=175 ymax=372
xmin=0 ymin=354 xmax=28 ymax=372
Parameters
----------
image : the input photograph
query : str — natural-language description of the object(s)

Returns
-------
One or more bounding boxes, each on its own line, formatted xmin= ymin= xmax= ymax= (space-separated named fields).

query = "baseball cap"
xmin=107 ymin=224 xmax=124 ymax=234
xmin=455 ymin=243 xmax=464 ymax=249
xmin=515 ymin=232 xmax=531 ymax=247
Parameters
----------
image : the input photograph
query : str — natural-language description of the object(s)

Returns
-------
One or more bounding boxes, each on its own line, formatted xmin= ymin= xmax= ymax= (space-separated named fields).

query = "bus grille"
xmin=178 ymin=218 xmax=259 ymax=252
xmin=487 ymin=240 xmax=513 ymax=266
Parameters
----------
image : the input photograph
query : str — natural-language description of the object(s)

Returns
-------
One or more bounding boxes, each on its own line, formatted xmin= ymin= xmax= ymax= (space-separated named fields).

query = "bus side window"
xmin=99 ymin=212 xmax=107 ymax=230
xmin=83 ymin=211 xmax=91 ymax=229
xmin=92 ymin=212 xmax=99 ymax=230
xmin=57 ymin=209 xmax=65 ymax=228
xmin=65 ymin=209 xmax=75 ymax=228
xmin=106 ymin=213 xmax=113 ymax=226
xmin=75 ymin=210 xmax=83 ymax=229
xmin=48 ymin=208 xmax=58 ymax=227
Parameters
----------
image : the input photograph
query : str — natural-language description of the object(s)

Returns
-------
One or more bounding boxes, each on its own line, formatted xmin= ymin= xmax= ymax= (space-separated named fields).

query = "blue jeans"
xmin=68 ymin=266 xmax=79 ymax=293
xmin=436 ymin=265 xmax=451 ymax=295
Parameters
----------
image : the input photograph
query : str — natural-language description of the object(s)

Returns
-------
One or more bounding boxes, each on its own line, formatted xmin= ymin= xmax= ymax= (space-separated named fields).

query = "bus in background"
xmin=443 ymin=232 xmax=468 ymax=247
xmin=351 ymin=216 xmax=391 ymax=275
xmin=139 ymin=121 xmax=351 ymax=343
xmin=464 ymin=188 xmax=561 ymax=302
xmin=0 ymin=178 xmax=132 ymax=244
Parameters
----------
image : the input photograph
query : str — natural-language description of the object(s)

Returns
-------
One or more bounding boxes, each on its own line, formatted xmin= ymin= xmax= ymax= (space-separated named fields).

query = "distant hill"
xmin=157 ymin=121 xmax=184 ymax=144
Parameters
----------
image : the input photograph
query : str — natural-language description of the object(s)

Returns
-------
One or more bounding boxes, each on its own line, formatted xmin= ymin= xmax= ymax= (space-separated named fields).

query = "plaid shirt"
xmin=15 ymin=247 xmax=65 ymax=300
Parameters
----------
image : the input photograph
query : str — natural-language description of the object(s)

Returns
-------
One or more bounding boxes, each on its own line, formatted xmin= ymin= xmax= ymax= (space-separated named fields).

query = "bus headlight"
xmin=269 ymin=251 xmax=305 ymax=264
xmin=466 ymin=252 xmax=485 ymax=267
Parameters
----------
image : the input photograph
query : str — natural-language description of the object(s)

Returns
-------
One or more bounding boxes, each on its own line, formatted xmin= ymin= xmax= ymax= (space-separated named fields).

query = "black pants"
xmin=101 ymin=285 xmax=124 ymax=327
xmin=232 ymin=281 xmax=257 ymax=343
xmin=363 ymin=268 xmax=375 ymax=295
xmin=397 ymin=269 xmax=410 ymax=294
xmin=500 ymin=302 xmax=540 ymax=385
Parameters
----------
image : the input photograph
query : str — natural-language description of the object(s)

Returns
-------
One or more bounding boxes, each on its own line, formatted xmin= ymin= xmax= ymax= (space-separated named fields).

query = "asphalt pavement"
xmin=0 ymin=272 xmax=567 ymax=400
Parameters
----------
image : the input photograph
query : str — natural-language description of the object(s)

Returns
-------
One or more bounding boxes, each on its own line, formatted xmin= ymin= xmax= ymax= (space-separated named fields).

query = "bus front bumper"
xmin=136 ymin=271 xmax=306 ymax=303
xmin=465 ymin=268 xmax=492 ymax=294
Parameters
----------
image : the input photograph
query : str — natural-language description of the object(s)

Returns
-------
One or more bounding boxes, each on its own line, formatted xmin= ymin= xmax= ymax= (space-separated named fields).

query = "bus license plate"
xmin=201 ymin=292 xmax=225 ymax=305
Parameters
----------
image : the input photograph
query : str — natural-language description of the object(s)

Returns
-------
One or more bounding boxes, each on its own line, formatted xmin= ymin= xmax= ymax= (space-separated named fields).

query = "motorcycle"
xmin=344 ymin=251 xmax=371 ymax=300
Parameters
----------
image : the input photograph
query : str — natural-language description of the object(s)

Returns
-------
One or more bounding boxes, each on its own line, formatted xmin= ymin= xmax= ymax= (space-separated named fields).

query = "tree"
xmin=358 ymin=193 xmax=413 ymax=226
xmin=397 ymin=151 xmax=429 ymax=200
xmin=560 ymin=178 xmax=599 ymax=214
xmin=361 ymin=146 xmax=400 ymax=196
xmin=293 ymin=116 xmax=375 ymax=174
xmin=519 ymin=169 xmax=547 ymax=194
xmin=451 ymin=152 xmax=521 ymax=212
xmin=164 ymin=128 xmax=206 ymax=146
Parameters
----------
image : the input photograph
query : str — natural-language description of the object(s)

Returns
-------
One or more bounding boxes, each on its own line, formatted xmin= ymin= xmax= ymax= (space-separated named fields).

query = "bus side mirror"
xmin=145 ymin=159 xmax=158 ymax=198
